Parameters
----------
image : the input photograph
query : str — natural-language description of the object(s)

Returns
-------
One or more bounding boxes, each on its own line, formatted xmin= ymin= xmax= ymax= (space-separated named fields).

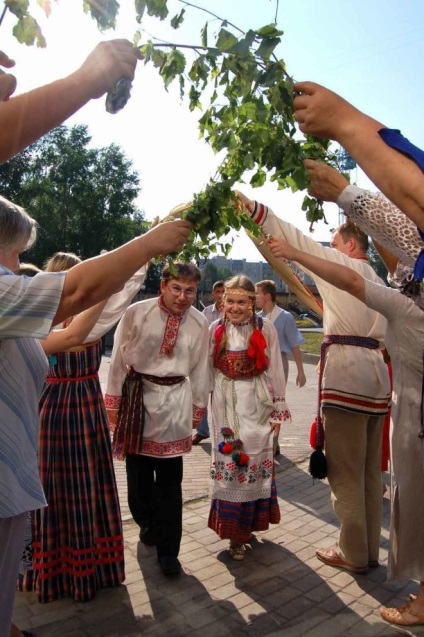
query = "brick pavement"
xmin=13 ymin=355 xmax=416 ymax=637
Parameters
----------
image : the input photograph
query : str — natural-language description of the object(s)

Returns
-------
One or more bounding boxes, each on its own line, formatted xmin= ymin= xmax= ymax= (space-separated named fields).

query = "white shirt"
xmin=105 ymin=297 xmax=210 ymax=457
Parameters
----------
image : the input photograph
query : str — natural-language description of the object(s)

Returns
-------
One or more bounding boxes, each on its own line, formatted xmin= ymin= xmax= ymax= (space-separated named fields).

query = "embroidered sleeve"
xmin=270 ymin=396 xmax=292 ymax=424
xmin=338 ymin=186 xmax=424 ymax=266
xmin=105 ymin=394 xmax=122 ymax=410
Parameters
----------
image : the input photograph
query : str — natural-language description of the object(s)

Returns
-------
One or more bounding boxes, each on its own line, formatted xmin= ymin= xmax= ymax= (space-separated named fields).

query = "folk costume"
xmin=19 ymin=267 xmax=146 ymax=603
xmin=208 ymin=308 xmax=291 ymax=547
xmin=248 ymin=203 xmax=391 ymax=569
xmin=105 ymin=296 xmax=209 ymax=561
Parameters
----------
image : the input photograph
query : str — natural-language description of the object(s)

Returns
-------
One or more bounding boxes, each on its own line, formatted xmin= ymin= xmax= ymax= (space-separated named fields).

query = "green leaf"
xmin=160 ymin=49 xmax=186 ymax=88
xmin=255 ymin=37 xmax=280 ymax=60
xmin=5 ymin=0 xmax=29 ymax=19
xmin=216 ymin=28 xmax=238 ymax=52
xmin=201 ymin=21 xmax=208 ymax=48
xmin=231 ymin=30 xmax=256 ymax=57
xmin=13 ymin=15 xmax=46 ymax=47
xmin=250 ymin=168 xmax=266 ymax=187
xmin=256 ymin=24 xmax=284 ymax=38
xmin=170 ymin=8 xmax=185 ymax=29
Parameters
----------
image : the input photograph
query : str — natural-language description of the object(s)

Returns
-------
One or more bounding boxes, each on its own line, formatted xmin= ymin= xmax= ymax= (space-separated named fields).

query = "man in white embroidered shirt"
xmin=106 ymin=262 xmax=209 ymax=576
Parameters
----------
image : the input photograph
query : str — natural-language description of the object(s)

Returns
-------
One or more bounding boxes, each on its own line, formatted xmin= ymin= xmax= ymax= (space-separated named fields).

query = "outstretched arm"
xmin=54 ymin=219 xmax=192 ymax=325
xmin=0 ymin=40 xmax=139 ymax=164
xmin=39 ymin=299 xmax=108 ymax=355
xmin=267 ymin=236 xmax=366 ymax=304
xmin=294 ymin=82 xmax=424 ymax=231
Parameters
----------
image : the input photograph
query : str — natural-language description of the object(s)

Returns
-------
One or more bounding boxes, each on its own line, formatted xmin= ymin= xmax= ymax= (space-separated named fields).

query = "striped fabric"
xmin=208 ymin=479 xmax=280 ymax=544
xmin=0 ymin=268 xmax=65 ymax=518
xmin=19 ymin=341 xmax=124 ymax=603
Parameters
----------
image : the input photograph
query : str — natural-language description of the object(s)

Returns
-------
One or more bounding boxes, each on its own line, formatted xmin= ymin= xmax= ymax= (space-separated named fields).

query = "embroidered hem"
xmin=321 ymin=389 xmax=390 ymax=415
xmin=139 ymin=436 xmax=192 ymax=457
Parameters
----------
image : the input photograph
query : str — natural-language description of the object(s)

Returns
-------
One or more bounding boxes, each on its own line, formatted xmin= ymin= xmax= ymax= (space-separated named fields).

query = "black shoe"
xmin=139 ymin=526 xmax=156 ymax=546
xmin=158 ymin=555 xmax=181 ymax=576
xmin=274 ymin=444 xmax=281 ymax=456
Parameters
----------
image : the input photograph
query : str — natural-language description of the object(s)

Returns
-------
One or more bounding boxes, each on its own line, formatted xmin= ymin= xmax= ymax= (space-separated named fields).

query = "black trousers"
xmin=126 ymin=454 xmax=183 ymax=558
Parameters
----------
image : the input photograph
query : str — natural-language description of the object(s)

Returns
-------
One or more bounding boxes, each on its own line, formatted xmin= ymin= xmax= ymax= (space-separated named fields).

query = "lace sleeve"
xmin=338 ymin=187 xmax=424 ymax=267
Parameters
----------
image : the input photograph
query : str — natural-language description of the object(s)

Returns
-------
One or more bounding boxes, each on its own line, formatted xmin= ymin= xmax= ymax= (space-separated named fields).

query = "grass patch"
xmin=301 ymin=332 xmax=323 ymax=356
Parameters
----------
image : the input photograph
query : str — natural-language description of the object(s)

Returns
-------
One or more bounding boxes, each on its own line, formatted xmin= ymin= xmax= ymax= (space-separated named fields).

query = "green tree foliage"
xmin=4 ymin=1 xmax=335 ymax=264
xmin=368 ymin=242 xmax=389 ymax=284
xmin=0 ymin=124 xmax=144 ymax=265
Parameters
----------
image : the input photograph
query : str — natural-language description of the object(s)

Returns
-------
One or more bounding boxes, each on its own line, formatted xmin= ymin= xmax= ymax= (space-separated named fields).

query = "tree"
xmin=368 ymin=242 xmax=389 ymax=285
xmin=0 ymin=124 xmax=144 ymax=265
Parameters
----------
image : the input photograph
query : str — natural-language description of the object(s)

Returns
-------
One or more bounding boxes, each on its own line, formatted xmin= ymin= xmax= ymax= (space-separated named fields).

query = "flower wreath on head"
xmin=218 ymin=427 xmax=250 ymax=466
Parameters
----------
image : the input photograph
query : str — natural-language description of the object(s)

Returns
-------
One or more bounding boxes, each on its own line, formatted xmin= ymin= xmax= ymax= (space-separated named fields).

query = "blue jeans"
xmin=196 ymin=409 xmax=210 ymax=438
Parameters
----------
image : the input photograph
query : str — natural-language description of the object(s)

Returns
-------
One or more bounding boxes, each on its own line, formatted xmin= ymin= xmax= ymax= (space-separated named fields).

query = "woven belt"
xmin=112 ymin=368 xmax=185 ymax=460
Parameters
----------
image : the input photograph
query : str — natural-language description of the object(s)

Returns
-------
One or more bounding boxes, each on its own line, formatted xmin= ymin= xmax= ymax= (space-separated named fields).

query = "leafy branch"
xmin=4 ymin=0 xmax=335 ymax=263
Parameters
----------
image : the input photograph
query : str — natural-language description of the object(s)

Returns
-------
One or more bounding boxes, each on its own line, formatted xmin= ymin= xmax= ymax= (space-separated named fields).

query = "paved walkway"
xmin=13 ymin=356 xmax=417 ymax=637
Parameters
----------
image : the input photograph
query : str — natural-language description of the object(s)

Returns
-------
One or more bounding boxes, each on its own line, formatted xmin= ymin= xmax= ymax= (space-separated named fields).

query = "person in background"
xmin=15 ymin=263 xmax=41 ymax=277
xmin=255 ymin=280 xmax=306 ymax=387
xmin=192 ymin=280 xmax=225 ymax=445
xmin=255 ymin=279 xmax=306 ymax=456
xmin=106 ymin=263 xmax=209 ymax=577
xmin=208 ymin=275 xmax=290 ymax=561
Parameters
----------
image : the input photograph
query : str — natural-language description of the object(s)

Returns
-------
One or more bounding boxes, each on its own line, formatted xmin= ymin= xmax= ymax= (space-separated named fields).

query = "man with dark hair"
xmin=106 ymin=262 xmax=209 ymax=576
xmin=192 ymin=280 xmax=225 ymax=445
xmin=237 ymin=192 xmax=390 ymax=575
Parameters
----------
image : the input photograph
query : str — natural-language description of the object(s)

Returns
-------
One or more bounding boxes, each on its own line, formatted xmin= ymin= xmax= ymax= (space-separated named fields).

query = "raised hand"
xmin=304 ymin=159 xmax=350 ymax=202
xmin=293 ymin=81 xmax=362 ymax=141
xmin=234 ymin=190 xmax=255 ymax=215
xmin=76 ymin=40 xmax=141 ymax=100
xmin=266 ymin=236 xmax=298 ymax=261
xmin=0 ymin=50 xmax=17 ymax=101
xmin=146 ymin=219 xmax=193 ymax=257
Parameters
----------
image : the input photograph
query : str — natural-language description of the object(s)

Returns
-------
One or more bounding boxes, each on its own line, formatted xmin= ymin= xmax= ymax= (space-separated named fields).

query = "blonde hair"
xmin=44 ymin=251 xmax=81 ymax=272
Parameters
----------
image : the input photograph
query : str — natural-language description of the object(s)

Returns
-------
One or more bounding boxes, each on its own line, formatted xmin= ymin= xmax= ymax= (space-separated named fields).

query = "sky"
xmin=2 ymin=0 xmax=424 ymax=261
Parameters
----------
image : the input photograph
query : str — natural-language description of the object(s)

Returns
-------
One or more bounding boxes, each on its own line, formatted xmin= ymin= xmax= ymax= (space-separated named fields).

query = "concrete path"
xmin=13 ymin=355 xmax=417 ymax=637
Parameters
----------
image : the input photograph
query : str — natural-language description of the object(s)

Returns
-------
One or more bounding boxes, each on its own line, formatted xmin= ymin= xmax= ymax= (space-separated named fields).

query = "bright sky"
xmin=2 ymin=0 xmax=424 ymax=260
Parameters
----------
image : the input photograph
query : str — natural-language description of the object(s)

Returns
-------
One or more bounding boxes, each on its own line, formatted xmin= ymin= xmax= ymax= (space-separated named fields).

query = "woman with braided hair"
xmin=208 ymin=275 xmax=291 ymax=560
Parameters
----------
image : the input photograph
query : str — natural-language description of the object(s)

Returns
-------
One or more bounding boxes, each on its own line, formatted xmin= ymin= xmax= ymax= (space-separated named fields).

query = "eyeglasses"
xmin=167 ymin=284 xmax=197 ymax=299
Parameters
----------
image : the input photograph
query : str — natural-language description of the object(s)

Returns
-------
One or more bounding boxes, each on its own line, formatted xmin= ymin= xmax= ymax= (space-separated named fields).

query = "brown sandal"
xmin=380 ymin=602 xmax=424 ymax=626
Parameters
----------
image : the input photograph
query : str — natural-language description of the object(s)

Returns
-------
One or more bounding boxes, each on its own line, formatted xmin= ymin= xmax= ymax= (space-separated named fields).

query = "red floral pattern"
xmin=105 ymin=394 xmax=122 ymax=410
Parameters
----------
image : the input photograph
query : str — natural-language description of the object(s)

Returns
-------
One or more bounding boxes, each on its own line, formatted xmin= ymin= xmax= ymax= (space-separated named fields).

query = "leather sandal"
xmin=316 ymin=546 xmax=369 ymax=574
xmin=380 ymin=602 xmax=424 ymax=626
